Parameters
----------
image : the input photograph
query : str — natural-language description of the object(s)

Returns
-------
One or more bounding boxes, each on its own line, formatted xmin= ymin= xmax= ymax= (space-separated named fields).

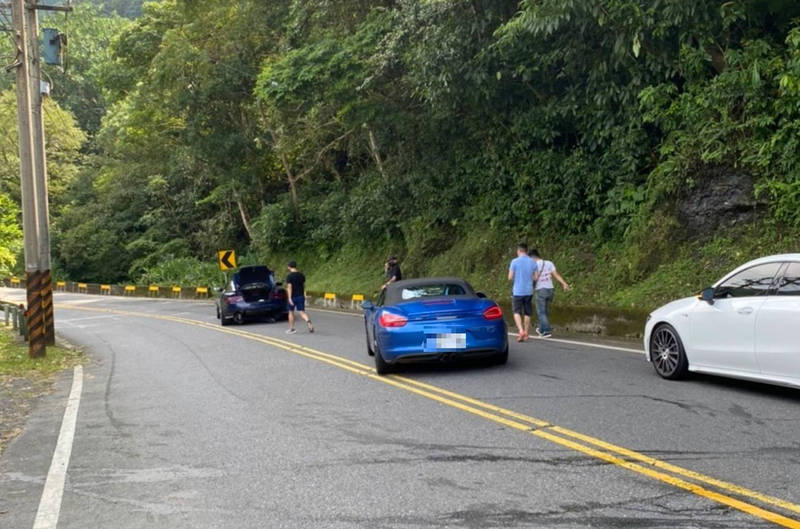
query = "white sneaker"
xmin=535 ymin=328 xmax=543 ymax=337
xmin=286 ymin=328 xmax=297 ymax=335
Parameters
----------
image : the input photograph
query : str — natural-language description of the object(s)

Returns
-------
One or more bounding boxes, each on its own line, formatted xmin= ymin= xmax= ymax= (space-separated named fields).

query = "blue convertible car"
xmin=362 ymin=277 xmax=508 ymax=375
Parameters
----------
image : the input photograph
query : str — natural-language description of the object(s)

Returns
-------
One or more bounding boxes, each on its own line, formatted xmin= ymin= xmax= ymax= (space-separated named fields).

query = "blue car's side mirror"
xmin=361 ymin=301 xmax=375 ymax=311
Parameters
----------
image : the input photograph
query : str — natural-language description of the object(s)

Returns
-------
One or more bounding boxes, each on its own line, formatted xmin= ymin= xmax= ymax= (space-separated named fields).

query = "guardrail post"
xmin=3 ymin=304 xmax=8 ymax=326
xmin=12 ymin=306 xmax=19 ymax=331
xmin=20 ymin=307 xmax=28 ymax=340
xmin=350 ymin=294 xmax=365 ymax=310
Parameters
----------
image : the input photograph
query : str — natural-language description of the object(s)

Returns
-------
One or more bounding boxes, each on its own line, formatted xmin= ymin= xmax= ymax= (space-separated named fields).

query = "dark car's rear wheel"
xmin=650 ymin=324 xmax=688 ymax=380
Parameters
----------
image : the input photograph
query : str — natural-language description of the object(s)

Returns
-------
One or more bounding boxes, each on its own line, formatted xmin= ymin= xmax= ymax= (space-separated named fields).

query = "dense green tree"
xmin=34 ymin=0 xmax=800 ymax=296
xmin=0 ymin=193 xmax=22 ymax=276
xmin=0 ymin=90 xmax=86 ymax=207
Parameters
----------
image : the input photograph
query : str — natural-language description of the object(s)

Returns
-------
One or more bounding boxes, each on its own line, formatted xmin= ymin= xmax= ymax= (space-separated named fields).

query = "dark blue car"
xmin=362 ymin=277 xmax=508 ymax=375
xmin=216 ymin=265 xmax=288 ymax=325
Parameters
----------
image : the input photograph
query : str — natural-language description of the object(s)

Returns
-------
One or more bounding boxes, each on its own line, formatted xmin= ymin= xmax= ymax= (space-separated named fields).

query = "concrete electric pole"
xmin=10 ymin=0 xmax=46 ymax=357
xmin=25 ymin=2 xmax=55 ymax=346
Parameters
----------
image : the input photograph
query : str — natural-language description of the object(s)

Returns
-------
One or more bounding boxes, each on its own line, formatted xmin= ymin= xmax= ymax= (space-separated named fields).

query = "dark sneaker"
xmin=307 ymin=321 xmax=314 ymax=333
xmin=286 ymin=328 xmax=297 ymax=335
xmin=541 ymin=332 xmax=552 ymax=339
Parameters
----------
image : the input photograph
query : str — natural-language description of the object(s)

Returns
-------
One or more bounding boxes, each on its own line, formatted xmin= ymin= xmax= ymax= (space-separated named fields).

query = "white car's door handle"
xmin=738 ymin=307 xmax=754 ymax=315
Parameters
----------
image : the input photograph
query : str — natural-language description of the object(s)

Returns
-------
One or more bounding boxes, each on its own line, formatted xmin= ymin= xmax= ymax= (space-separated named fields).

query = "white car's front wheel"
xmin=651 ymin=324 xmax=689 ymax=380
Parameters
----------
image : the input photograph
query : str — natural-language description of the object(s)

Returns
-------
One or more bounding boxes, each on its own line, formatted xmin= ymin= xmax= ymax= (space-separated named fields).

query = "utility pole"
xmin=10 ymin=0 xmax=46 ymax=357
xmin=25 ymin=1 xmax=55 ymax=345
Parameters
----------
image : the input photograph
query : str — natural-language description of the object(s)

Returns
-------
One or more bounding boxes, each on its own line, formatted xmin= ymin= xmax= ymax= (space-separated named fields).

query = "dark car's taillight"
xmin=379 ymin=311 xmax=408 ymax=328
xmin=226 ymin=295 xmax=244 ymax=304
xmin=271 ymin=290 xmax=287 ymax=300
xmin=483 ymin=305 xmax=503 ymax=321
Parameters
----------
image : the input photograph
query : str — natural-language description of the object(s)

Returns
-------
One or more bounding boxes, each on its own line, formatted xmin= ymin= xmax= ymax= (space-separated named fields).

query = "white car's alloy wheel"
xmin=651 ymin=325 xmax=688 ymax=379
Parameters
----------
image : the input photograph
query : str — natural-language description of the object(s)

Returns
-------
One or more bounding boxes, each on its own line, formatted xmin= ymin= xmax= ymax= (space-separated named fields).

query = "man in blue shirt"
xmin=508 ymin=243 xmax=538 ymax=341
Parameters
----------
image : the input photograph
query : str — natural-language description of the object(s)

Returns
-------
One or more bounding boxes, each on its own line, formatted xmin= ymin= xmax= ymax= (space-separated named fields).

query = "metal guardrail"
xmin=4 ymin=278 xmax=371 ymax=312
xmin=5 ymin=278 xmax=213 ymax=300
xmin=1 ymin=301 xmax=28 ymax=341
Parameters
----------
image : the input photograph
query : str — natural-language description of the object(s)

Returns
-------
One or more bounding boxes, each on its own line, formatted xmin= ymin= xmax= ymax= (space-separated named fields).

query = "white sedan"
xmin=644 ymin=254 xmax=800 ymax=389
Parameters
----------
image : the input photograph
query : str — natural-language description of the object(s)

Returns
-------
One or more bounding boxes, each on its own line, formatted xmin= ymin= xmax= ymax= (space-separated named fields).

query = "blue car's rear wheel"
xmin=232 ymin=312 xmax=244 ymax=325
xmin=365 ymin=321 xmax=374 ymax=356
xmin=374 ymin=341 xmax=392 ymax=376
xmin=492 ymin=344 xmax=509 ymax=366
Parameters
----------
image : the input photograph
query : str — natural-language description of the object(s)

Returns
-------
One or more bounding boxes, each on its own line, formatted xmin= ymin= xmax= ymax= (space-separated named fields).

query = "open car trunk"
xmin=240 ymin=282 xmax=272 ymax=303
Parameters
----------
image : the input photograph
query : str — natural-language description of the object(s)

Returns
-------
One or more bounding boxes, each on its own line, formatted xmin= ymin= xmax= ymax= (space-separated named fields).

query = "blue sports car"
xmin=217 ymin=265 xmax=288 ymax=325
xmin=362 ymin=277 xmax=508 ymax=375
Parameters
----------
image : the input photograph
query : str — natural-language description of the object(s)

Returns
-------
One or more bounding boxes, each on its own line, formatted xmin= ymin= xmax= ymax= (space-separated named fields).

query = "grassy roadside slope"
xmin=255 ymin=223 xmax=797 ymax=314
xmin=0 ymin=325 xmax=84 ymax=455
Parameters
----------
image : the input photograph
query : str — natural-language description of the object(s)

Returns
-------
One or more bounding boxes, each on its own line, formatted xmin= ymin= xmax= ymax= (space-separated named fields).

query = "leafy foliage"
xmin=2 ymin=0 xmax=798 ymax=308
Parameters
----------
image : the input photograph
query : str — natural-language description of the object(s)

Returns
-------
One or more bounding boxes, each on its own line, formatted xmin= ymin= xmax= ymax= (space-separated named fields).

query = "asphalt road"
xmin=1 ymin=289 xmax=800 ymax=529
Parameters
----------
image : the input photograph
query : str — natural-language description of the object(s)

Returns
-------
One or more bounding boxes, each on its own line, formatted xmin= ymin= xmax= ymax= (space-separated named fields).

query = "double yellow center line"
xmin=59 ymin=303 xmax=800 ymax=528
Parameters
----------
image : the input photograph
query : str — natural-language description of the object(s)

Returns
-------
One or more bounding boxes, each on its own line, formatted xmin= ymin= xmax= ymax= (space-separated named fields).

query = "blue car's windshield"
xmin=400 ymin=284 xmax=466 ymax=300
xmin=387 ymin=284 xmax=472 ymax=305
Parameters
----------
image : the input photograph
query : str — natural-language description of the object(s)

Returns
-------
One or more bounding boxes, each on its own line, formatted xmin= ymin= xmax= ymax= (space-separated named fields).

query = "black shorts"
xmin=512 ymin=295 xmax=533 ymax=316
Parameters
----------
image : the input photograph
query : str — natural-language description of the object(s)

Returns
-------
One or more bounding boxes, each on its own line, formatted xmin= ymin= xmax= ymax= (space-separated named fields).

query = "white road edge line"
xmin=508 ymin=332 xmax=644 ymax=355
xmin=33 ymin=365 xmax=84 ymax=529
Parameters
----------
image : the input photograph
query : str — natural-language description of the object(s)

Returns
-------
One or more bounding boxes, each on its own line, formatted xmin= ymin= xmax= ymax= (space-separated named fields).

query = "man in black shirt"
xmin=285 ymin=260 xmax=313 ymax=335
xmin=382 ymin=256 xmax=402 ymax=291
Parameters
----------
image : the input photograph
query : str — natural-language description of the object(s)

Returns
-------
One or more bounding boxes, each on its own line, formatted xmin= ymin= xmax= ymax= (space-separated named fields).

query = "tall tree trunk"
xmin=364 ymin=123 xmax=387 ymax=182
xmin=234 ymin=193 xmax=253 ymax=240
xmin=267 ymin=126 xmax=301 ymax=218
xmin=287 ymin=177 xmax=299 ymax=217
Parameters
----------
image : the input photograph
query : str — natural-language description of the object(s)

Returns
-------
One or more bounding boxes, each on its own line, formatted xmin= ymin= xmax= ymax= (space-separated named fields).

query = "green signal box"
xmin=42 ymin=28 xmax=66 ymax=66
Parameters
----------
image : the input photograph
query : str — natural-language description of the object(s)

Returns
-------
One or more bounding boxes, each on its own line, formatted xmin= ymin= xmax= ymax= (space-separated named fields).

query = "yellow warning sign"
xmin=217 ymin=250 xmax=236 ymax=271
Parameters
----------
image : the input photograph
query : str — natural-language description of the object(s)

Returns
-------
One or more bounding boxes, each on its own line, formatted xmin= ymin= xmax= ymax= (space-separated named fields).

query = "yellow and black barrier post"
xmin=40 ymin=269 xmax=55 ymax=345
xmin=25 ymin=271 xmax=45 ymax=353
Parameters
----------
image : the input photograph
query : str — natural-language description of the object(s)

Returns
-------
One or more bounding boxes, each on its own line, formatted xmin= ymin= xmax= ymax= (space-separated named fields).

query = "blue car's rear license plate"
xmin=427 ymin=333 xmax=467 ymax=350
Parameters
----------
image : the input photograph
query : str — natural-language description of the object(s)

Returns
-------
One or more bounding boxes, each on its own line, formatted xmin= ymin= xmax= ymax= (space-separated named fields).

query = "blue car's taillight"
xmin=379 ymin=311 xmax=408 ymax=328
xmin=483 ymin=305 xmax=503 ymax=320
xmin=226 ymin=295 xmax=244 ymax=304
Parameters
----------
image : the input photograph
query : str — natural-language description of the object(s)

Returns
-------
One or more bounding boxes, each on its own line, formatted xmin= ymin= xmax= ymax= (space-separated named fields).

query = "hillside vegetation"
xmin=1 ymin=1 xmax=799 ymax=310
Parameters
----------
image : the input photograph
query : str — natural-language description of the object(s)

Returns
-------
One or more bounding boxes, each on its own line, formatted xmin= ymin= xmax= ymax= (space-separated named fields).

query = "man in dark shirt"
xmin=285 ymin=260 xmax=313 ymax=335
xmin=382 ymin=256 xmax=402 ymax=291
